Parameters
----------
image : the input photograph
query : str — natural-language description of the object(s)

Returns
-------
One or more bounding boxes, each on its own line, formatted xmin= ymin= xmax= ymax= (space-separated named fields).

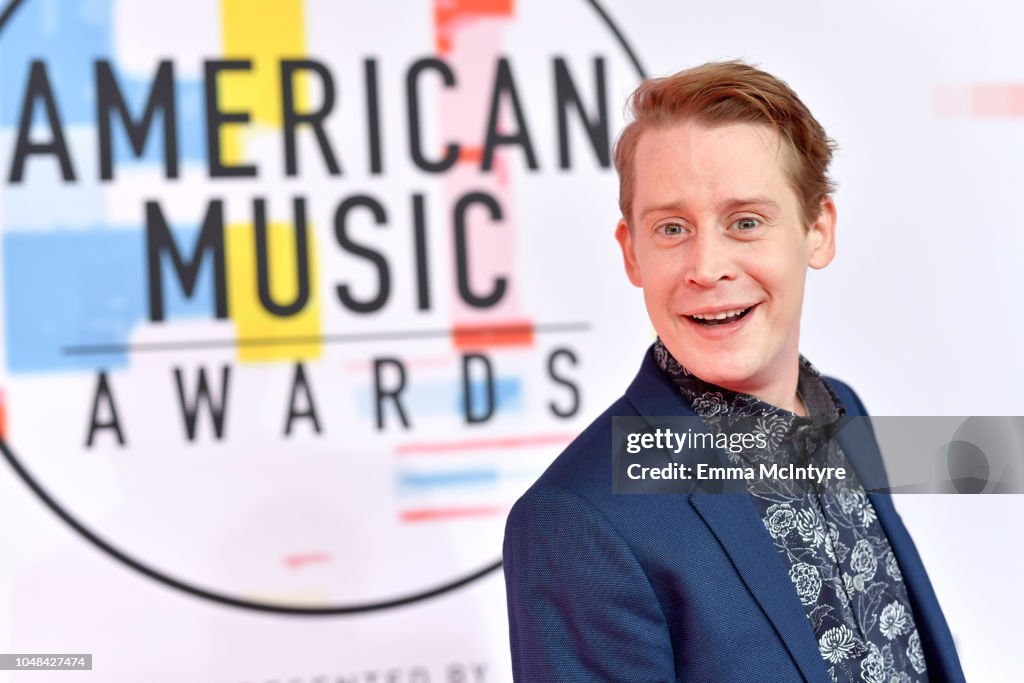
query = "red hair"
xmin=614 ymin=61 xmax=837 ymax=228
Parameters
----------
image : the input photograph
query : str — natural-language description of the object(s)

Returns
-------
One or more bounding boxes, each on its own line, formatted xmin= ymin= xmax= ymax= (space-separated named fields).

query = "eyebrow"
xmin=639 ymin=196 xmax=782 ymax=220
xmin=721 ymin=196 xmax=782 ymax=213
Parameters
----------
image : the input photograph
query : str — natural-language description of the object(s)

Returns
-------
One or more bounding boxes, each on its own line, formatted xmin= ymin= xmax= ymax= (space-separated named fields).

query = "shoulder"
xmin=504 ymin=381 xmax=659 ymax=550
xmin=822 ymin=374 xmax=892 ymax=488
xmin=823 ymin=375 xmax=871 ymax=417
xmin=503 ymin=394 xmax=644 ymax=575
xmin=527 ymin=394 xmax=637 ymax=499
xmin=505 ymin=346 xmax=683 ymax=542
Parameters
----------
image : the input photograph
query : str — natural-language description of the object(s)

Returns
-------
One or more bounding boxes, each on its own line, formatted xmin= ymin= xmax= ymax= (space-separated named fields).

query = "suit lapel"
xmin=625 ymin=348 xmax=830 ymax=682
xmin=689 ymin=494 xmax=831 ymax=683
xmin=832 ymin=414 xmax=965 ymax=682
xmin=867 ymin=494 xmax=965 ymax=682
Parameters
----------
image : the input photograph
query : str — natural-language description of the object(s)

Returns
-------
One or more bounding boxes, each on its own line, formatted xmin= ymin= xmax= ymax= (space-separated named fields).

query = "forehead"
xmin=632 ymin=121 xmax=798 ymax=220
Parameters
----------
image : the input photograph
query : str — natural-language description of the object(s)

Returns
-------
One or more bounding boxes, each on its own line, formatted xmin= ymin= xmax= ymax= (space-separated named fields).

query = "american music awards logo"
xmin=0 ymin=0 xmax=644 ymax=613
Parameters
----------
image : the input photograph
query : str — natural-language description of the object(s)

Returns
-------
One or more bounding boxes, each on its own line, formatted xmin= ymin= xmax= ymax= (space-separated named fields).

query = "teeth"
xmin=690 ymin=307 xmax=748 ymax=321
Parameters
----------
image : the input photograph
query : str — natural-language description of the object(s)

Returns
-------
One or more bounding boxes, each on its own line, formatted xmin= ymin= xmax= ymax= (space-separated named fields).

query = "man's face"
xmin=616 ymin=121 xmax=836 ymax=396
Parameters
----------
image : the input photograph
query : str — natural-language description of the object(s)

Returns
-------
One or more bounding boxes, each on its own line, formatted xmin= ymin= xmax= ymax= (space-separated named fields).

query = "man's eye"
xmin=659 ymin=223 xmax=685 ymax=236
xmin=733 ymin=217 xmax=761 ymax=231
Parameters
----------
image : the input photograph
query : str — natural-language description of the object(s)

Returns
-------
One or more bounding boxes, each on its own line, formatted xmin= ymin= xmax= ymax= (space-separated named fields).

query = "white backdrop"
xmin=0 ymin=1 xmax=1021 ymax=681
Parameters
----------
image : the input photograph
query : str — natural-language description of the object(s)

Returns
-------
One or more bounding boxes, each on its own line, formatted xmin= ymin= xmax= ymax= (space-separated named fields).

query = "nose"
xmin=685 ymin=229 xmax=736 ymax=287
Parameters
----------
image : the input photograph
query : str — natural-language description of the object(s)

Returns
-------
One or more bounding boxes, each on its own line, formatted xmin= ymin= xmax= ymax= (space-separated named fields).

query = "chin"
xmin=666 ymin=341 xmax=763 ymax=391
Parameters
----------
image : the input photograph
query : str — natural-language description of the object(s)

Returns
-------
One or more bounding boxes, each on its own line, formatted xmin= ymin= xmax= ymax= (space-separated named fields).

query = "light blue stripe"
xmin=396 ymin=468 xmax=499 ymax=490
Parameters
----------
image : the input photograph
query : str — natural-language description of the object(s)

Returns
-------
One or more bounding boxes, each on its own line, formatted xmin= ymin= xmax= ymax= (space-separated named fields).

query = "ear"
xmin=615 ymin=219 xmax=643 ymax=287
xmin=807 ymin=198 xmax=837 ymax=270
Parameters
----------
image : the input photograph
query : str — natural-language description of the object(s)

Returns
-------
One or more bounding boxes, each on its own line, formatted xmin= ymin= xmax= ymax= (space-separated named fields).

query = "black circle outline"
xmin=0 ymin=437 xmax=505 ymax=614
xmin=0 ymin=0 xmax=646 ymax=615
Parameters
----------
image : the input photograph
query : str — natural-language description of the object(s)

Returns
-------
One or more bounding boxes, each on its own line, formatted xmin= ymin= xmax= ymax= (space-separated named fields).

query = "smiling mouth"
xmin=687 ymin=306 xmax=755 ymax=326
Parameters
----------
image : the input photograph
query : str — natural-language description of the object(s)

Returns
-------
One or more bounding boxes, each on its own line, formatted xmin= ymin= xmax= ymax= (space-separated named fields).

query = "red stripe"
xmin=452 ymin=322 xmax=535 ymax=350
xmin=934 ymin=84 xmax=1024 ymax=118
xmin=400 ymin=506 xmax=505 ymax=522
xmin=283 ymin=552 xmax=332 ymax=569
xmin=395 ymin=433 xmax=576 ymax=456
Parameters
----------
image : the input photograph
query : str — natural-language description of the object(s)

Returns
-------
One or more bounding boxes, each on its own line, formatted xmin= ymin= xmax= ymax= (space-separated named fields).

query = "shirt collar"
xmin=651 ymin=337 xmax=845 ymax=421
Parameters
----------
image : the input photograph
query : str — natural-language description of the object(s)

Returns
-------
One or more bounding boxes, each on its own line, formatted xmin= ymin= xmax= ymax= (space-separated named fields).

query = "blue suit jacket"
xmin=504 ymin=347 xmax=965 ymax=682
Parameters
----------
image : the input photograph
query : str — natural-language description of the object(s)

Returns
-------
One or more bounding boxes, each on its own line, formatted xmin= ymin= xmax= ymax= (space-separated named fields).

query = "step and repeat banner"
xmin=2 ymin=1 xmax=1023 ymax=681
xmin=0 ymin=0 xmax=650 ymax=680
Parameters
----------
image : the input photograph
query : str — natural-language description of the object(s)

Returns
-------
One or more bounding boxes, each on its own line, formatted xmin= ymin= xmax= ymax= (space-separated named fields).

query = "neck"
xmin=725 ymin=382 xmax=805 ymax=415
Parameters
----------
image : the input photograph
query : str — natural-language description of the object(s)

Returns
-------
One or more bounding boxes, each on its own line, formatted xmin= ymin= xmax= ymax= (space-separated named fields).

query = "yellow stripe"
xmin=218 ymin=0 xmax=308 ymax=163
xmin=226 ymin=221 xmax=322 ymax=363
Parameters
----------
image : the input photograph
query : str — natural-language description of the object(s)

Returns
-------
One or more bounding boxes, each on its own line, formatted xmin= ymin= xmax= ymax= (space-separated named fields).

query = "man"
xmin=503 ymin=62 xmax=965 ymax=682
